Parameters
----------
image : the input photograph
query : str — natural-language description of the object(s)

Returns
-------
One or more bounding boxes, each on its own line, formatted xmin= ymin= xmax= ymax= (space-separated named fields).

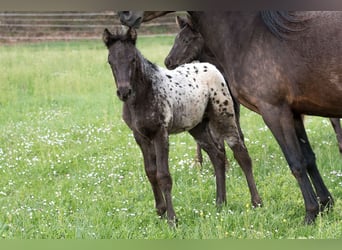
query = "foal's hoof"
xmin=167 ymin=217 xmax=178 ymax=228
xmin=252 ymin=198 xmax=263 ymax=208
xmin=156 ymin=206 xmax=167 ymax=217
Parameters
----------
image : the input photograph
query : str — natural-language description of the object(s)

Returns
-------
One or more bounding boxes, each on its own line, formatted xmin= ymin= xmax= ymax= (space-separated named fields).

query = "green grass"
xmin=0 ymin=36 xmax=341 ymax=239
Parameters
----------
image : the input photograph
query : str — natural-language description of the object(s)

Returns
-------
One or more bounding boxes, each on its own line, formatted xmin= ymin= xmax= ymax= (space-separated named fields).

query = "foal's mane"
xmin=103 ymin=26 xmax=159 ymax=76
xmin=260 ymin=11 xmax=312 ymax=40
xmin=103 ymin=27 xmax=137 ymax=48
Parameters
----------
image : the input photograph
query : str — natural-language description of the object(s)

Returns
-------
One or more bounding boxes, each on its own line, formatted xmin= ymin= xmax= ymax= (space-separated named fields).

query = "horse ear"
xmin=176 ymin=16 xmax=187 ymax=29
xmin=186 ymin=15 xmax=194 ymax=29
xmin=128 ymin=27 xmax=137 ymax=42
xmin=103 ymin=28 xmax=112 ymax=47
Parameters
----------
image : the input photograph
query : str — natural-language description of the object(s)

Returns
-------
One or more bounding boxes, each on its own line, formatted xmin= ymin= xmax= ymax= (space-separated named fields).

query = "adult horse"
xmin=165 ymin=15 xmax=342 ymax=155
xmin=118 ymin=11 xmax=342 ymax=224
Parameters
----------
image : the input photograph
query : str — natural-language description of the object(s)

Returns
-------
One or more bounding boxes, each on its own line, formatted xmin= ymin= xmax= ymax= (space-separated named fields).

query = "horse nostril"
xmin=165 ymin=57 xmax=172 ymax=69
xmin=117 ymin=87 xmax=132 ymax=101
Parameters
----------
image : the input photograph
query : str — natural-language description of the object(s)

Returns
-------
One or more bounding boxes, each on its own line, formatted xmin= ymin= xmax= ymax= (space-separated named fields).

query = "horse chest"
xmin=123 ymin=101 xmax=163 ymax=137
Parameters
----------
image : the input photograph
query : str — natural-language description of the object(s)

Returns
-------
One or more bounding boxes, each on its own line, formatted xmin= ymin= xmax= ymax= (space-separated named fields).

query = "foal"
xmin=103 ymin=27 xmax=248 ymax=224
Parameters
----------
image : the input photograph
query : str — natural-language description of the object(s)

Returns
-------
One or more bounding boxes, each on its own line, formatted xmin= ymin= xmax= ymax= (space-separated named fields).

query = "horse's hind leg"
xmin=295 ymin=116 xmax=334 ymax=211
xmin=133 ymin=131 xmax=167 ymax=217
xmin=261 ymin=106 xmax=322 ymax=224
xmin=189 ymin=120 xmax=227 ymax=206
xmin=330 ymin=118 xmax=342 ymax=154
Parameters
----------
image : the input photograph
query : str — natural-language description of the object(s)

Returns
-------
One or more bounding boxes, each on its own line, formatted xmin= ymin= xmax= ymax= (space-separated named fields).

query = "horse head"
xmin=103 ymin=27 xmax=138 ymax=102
xmin=165 ymin=16 xmax=204 ymax=70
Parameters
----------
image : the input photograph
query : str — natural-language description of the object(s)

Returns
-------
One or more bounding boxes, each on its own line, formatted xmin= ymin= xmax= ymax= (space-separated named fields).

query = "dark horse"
xmin=165 ymin=15 xmax=342 ymax=155
xmin=118 ymin=11 xmax=342 ymax=224
xmin=103 ymin=27 xmax=259 ymax=224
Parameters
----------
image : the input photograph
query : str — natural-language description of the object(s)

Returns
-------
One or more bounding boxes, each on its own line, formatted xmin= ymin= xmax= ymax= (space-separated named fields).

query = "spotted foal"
xmin=103 ymin=27 xmax=246 ymax=224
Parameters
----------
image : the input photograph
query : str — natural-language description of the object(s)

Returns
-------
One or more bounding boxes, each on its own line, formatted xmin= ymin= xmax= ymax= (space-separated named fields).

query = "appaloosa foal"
xmin=103 ymin=27 xmax=252 ymax=224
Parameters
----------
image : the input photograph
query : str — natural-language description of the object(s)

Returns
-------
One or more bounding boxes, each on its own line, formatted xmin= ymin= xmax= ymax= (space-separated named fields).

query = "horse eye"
xmin=183 ymin=39 xmax=189 ymax=44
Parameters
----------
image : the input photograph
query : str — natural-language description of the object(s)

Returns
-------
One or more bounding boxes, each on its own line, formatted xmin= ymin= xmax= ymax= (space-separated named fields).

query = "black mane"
xmin=103 ymin=27 xmax=137 ymax=48
xmin=260 ymin=11 xmax=312 ymax=40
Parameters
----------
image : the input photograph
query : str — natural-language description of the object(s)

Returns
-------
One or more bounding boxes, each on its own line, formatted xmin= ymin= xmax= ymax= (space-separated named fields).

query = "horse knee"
xmin=156 ymin=171 xmax=172 ymax=190
xmin=226 ymin=135 xmax=240 ymax=148
xmin=290 ymin=163 xmax=307 ymax=179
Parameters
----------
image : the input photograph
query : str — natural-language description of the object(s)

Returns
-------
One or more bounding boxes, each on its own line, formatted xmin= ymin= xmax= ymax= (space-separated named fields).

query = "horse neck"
xmin=191 ymin=12 xmax=259 ymax=60
xmin=190 ymin=11 xmax=261 ymax=79
xmin=131 ymin=49 xmax=156 ymax=102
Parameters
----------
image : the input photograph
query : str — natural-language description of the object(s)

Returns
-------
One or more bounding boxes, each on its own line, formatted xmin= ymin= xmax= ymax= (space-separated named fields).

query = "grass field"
xmin=0 ymin=36 xmax=341 ymax=239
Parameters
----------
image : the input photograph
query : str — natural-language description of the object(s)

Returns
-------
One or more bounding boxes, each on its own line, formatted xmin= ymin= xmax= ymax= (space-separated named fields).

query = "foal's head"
xmin=103 ymin=27 xmax=138 ymax=102
xmin=165 ymin=16 xmax=204 ymax=70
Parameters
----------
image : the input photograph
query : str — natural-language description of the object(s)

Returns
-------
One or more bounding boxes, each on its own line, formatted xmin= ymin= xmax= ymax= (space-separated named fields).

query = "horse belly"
xmin=169 ymin=91 xmax=208 ymax=133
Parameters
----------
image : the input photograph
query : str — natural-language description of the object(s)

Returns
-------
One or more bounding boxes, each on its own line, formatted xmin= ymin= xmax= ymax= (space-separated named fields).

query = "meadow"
xmin=0 ymin=35 xmax=341 ymax=239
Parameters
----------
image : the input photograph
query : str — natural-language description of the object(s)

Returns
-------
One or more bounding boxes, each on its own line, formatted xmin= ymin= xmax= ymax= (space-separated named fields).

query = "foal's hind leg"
xmin=207 ymin=98 xmax=262 ymax=207
xmin=133 ymin=131 xmax=167 ymax=217
xmin=189 ymin=120 xmax=227 ymax=206
xmin=228 ymin=141 xmax=262 ymax=207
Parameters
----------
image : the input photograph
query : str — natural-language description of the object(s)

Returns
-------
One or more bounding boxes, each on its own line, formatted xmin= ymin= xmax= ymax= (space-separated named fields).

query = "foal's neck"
xmin=130 ymin=48 xmax=158 ymax=103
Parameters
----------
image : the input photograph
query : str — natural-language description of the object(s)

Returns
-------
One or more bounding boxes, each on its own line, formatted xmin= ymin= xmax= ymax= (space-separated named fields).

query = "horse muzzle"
xmin=117 ymin=86 xmax=132 ymax=102
xmin=164 ymin=56 xmax=178 ymax=70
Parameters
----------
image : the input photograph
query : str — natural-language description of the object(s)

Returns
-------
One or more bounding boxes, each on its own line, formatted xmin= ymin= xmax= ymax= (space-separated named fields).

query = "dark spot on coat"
xmin=223 ymin=100 xmax=229 ymax=106
xmin=166 ymin=74 xmax=172 ymax=79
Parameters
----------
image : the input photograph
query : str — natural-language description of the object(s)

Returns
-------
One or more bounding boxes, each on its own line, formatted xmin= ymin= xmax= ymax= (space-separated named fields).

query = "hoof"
xmin=156 ymin=206 xmax=167 ymax=217
xmin=168 ymin=217 xmax=178 ymax=227
xmin=304 ymin=210 xmax=318 ymax=225
xmin=252 ymin=197 xmax=263 ymax=208
xmin=319 ymin=196 xmax=334 ymax=213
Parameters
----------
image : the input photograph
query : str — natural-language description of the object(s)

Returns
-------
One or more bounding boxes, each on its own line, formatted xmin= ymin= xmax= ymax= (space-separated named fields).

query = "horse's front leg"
xmin=153 ymin=128 xmax=176 ymax=225
xmin=133 ymin=131 xmax=166 ymax=217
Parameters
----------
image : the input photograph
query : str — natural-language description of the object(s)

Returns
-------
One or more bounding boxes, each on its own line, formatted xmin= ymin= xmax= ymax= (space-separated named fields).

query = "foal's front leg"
xmin=153 ymin=128 xmax=177 ymax=224
xmin=133 ymin=131 xmax=166 ymax=217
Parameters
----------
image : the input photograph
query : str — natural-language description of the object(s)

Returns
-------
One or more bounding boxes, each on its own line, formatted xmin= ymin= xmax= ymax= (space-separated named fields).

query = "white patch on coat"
xmin=149 ymin=62 xmax=238 ymax=142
